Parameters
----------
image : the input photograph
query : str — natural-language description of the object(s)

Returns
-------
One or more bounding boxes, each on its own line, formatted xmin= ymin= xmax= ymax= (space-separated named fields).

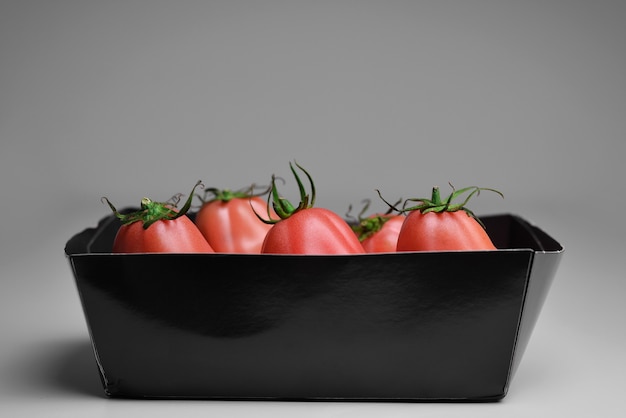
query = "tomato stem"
xmin=431 ymin=186 xmax=443 ymax=207
xmin=379 ymin=184 xmax=503 ymax=229
xmin=102 ymin=180 xmax=204 ymax=229
xmin=198 ymin=183 xmax=272 ymax=204
xmin=253 ymin=161 xmax=317 ymax=224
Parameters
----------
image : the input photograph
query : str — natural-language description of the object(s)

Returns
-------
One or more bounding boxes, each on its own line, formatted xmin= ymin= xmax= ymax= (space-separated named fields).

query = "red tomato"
xmin=113 ymin=215 xmax=214 ymax=253
xmin=259 ymin=161 xmax=365 ymax=255
xmin=347 ymin=199 xmax=405 ymax=253
xmin=195 ymin=188 xmax=276 ymax=253
xmin=396 ymin=211 xmax=495 ymax=251
xmin=387 ymin=185 xmax=502 ymax=252
xmin=103 ymin=181 xmax=214 ymax=253
xmin=262 ymin=207 xmax=365 ymax=254
xmin=360 ymin=214 xmax=405 ymax=253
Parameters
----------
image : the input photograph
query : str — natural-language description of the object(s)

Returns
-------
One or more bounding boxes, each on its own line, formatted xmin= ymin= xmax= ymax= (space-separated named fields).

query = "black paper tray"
xmin=65 ymin=212 xmax=563 ymax=401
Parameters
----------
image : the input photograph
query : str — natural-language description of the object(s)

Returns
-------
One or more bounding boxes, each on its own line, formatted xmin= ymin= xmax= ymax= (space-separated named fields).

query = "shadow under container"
xmin=65 ymin=212 xmax=563 ymax=401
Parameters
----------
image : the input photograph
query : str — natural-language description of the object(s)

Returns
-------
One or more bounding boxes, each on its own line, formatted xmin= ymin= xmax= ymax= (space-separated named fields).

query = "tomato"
xmin=263 ymin=207 xmax=365 ymax=254
xmin=260 ymin=162 xmax=365 ymax=255
xmin=347 ymin=199 xmax=405 ymax=253
xmin=112 ymin=216 xmax=214 ymax=253
xmin=103 ymin=181 xmax=214 ymax=253
xmin=194 ymin=187 xmax=277 ymax=253
xmin=390 ymin=185 xmax=503 ymax=252
xmin=359 ymin=214 xmax=405 ymax=253
xmin=397 ymin=211 xmax=496 ymax=251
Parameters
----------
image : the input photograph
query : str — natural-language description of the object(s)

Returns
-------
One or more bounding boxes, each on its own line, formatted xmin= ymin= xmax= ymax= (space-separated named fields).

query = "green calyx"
xmin=102 ymin=180 xmax=203 ymax=229
xmin=257 ymin=161 xmax=316 ymax=224
xmin=378 ymin=184 xmax=503 ymax=229
xmin=347 ymin=198 xmax=401 ymax=242
xmin=352 ymin=215 xmax=388 ymax=242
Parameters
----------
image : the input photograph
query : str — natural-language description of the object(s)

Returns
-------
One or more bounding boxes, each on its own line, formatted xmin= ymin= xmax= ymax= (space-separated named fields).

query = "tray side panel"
xmin=509 ymin=249 xmax=563 ymax=378
xmin=70 ymin=250 xmax=533 ymax=401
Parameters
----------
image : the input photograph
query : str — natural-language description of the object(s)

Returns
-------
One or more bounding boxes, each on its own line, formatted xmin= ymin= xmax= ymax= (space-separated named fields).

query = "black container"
xmin=65 ymin=212 xmax=563 ymax=401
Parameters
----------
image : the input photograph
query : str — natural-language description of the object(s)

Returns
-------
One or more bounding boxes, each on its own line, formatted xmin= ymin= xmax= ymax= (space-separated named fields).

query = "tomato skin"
xmin=262 ymin=207 xmax=366 ymax=255
xmin=113 ymin=215 xmax=214 ymax=253
xmin=396 ymin=211 xmax=496 ymax=252
xmin=360 ymin=215 xmax=405 ymax=253
xmin=195 ymin=196 xmax=275 ymax=253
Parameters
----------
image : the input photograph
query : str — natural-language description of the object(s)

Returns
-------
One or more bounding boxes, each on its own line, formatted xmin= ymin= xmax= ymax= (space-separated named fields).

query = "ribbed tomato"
xmin=113 ymin=216 xmax=214 ymax=253
xmin=195 ymin=187 xmax=276 ymax=253
xmin=259 ymin=162 xmax=364 ymax=255
xmin=390 ymin=185 xmax=503 ymax=252
xmin=396 ymin=210 xmax=495 ymax=251
xmin=347 ymin=199 xmax=405 ymax=253
xmin=359 ymin=214 xmax=405 ymax=253
xmin=103 ymin=181 xmax=214 ymax=253
xmin=262 ymin=207 xmax=365 ymax=254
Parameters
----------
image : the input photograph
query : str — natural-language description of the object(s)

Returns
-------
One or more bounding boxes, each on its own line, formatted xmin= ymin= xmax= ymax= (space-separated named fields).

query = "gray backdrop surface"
xmin=1 ymin=1 xmax=624 ymax=417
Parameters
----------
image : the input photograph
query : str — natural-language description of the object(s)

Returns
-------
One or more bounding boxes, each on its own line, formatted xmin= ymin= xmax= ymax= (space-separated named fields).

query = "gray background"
xmin=1 ymin=0 xmax=624 ymax=416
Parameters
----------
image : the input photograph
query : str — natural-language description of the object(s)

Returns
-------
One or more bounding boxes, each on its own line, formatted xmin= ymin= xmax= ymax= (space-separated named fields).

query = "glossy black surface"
xmin=65 ymin=213 xmax=563 ymax=401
